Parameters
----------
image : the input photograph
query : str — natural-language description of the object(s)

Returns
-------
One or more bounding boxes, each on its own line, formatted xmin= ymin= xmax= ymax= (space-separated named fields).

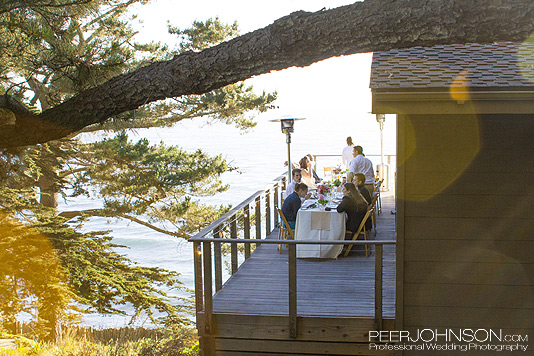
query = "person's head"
xmin=342 ymin=182 xmax=358 ymax=197
xmin=291 ymin=168 xmax=302 ymax=182
xmin=299 ymin=157 xmax=308 ymax=170
xmin=295 ymin=182 xmax=308 ymax=198
xmin=346 ymin=136 xmax=353 ymax=146
xmin=353 ymin=145 xmax=363 ymax=157
xmin=343 ymin=182 xmax=368 ymax=208
xmin=306 ymin=154 xmax=313 ymax=163
xmin=354 ymin=173 xmax=366 ymax=187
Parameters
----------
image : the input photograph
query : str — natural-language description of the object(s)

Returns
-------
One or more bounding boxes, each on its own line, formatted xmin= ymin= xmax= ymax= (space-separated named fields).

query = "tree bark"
xmin=2 ymin=0 xmax=534 ymax=148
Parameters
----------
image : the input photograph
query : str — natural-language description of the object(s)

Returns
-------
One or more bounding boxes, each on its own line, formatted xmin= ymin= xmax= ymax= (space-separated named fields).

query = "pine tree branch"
xmin=58 ymin=208 xmax=189 ymax=239
xmin=3 ymin=0 xmax=534 ymax=148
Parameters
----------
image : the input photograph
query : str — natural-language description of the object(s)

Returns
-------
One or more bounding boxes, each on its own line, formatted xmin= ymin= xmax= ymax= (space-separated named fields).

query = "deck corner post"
xmin=288 ymin=243 xmax=297 ymax=339
xmin=202 ymin=241 xmax=213 ymax=335
xmin=375 ymin=243 xmax=383 ymax=331
xmin=193 ymin=241 xmax=203 ymax=315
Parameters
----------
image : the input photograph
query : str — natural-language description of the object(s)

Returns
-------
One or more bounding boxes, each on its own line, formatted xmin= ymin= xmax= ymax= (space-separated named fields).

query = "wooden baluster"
xmin=274 ymin=183 xmax=280 ymax=226
xmin=265 ymin=189 xmax=271 ymax=238
xmin=230 ymin=214 xmax=238 ymax=275
xmin=288 ymin=243 xmax=297 ymax=339
xmin=255 ymin=196 xmax=261 ymax=244
xmin=375 ymin=243 xmax=383 ymax=331
xmin=193 ymin=241 xmax=203 ymax=314
xmin=213 ymin=226 xmax=222 ymax=291
xmin=244 ymin=205 xmax=251 ymax=259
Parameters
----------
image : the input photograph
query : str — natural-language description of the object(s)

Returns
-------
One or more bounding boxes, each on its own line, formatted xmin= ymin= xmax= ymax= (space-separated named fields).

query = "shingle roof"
xmin=370 ymin=42 xmax=534 ymax=90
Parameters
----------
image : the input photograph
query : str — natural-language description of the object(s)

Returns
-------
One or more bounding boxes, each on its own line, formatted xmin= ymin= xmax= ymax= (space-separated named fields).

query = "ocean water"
xmin=60 ymin=54 xmax=398 ymax=328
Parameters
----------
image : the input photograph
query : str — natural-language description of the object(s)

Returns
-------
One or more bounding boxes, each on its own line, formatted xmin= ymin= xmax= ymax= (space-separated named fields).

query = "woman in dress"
xmin=336 ymin=182 xmax=370 ymax=236
xmin=298 ymin=156 xmax=317 ymax=189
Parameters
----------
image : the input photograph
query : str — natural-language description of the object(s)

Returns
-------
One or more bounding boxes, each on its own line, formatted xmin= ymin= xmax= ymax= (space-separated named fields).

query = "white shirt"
xmin=284 ymin=180 xmax=296 ymax=199
xmin=284 ymin=180 xmax=306 ymax=201
xmin=342 ymin=145 xmax=354 ymax=168
xmin=348 ymin=154 xmax=375 ymax=184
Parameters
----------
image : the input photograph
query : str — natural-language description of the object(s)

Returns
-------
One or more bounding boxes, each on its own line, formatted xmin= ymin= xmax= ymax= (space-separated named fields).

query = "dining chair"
xmin=323 ymin=166 xmax=336 ymax=178
xmin=343 ymin=208 xmax=372 ymax=257
xmin=275 ymin=207 xmax=295 ymax=253
xmin=374 ymin=178 xmax=384 ymax=215
xmin=370 ymin=192 xmax=379 ymax=236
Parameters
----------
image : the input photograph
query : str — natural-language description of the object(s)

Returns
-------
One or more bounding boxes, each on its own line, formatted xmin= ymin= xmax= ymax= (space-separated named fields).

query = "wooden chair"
xmin=323 ymin=166 xmax=336 ymax=178
xmin=343 ymin=207 xmax=372 ymax=257
xmin=374 ymin=178 xmax=384 ymax=215
xmin=276 ymin=207 xmax=295 ymax=253
xmin=370 ymin=192 xmax=379 ymax=236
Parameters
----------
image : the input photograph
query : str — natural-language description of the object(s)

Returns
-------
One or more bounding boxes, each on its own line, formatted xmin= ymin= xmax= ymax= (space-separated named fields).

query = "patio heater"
xmin=270 ymin=116 xmax=305 ymax=183
xmin=376 ymin=113 xmax=389 ymax=190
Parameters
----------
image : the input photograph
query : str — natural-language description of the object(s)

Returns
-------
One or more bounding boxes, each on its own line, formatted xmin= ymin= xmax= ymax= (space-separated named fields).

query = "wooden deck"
xmin=199 ymin=193 xmax=397 ymax=355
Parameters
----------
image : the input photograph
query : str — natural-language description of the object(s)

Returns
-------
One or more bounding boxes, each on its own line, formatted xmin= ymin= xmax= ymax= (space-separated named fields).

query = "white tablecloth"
xmin=295 ymin=208 xmax=345 ymax=258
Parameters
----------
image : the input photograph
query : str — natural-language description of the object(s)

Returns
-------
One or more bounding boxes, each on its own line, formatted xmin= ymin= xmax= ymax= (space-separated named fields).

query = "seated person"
xmin=285 ymin=168 xmax=311 ymax=199
xmin=298 ymin=156 xmax=317 ymax=189
xmin=336 ymin=182 xmax=369 ymax=235
xmin=281 ymin=182 xmax=308 ymax=229
xmin=353 ymin=173 xmax=372 ymax=204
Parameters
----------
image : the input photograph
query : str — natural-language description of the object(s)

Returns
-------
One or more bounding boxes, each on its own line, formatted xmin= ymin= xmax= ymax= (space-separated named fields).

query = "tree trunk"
xmin=1 ymin=0 xmax=534 ymax=148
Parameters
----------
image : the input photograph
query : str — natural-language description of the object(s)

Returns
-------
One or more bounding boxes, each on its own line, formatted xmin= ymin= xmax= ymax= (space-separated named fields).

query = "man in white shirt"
xmin=284 ymin=169 xmax=311 ymax=200
xmin=348 ymin=145 xmax=375 ymax=193
xmin=342 ymin=137 xmax=355 ymax=169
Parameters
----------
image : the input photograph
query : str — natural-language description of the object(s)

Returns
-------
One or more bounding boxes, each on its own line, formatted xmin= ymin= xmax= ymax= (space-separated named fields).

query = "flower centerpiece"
xmin=332 ymin=166 xmax=342 ymax=176
xmin=317 ymin=184 xmax=331 ymax=195
xmin=317 ymin=198 xmax=329 ymax=210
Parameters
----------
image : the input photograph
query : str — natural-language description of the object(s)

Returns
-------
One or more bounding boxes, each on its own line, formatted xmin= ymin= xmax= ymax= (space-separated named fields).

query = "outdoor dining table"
xmin=295 ymin=199 xmax=346 ymax=259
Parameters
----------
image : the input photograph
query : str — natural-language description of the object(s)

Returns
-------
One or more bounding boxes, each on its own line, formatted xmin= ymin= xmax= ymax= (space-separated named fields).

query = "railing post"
xmin=202 ymin=241 xmax=213 ymax=335
xmin=193 ymin=241 xmax=203 ymax=314
xmin=375 ymin=243 xmax=383 ymax=331
xmin=265 ymin=189 xmax=271 ymax=238
xmin=230 ymin=214 xmax=238 ymax=275
xmin=243 ymin=205 xmax=251 ymax=259
xmin=282 ymin=175 xmax=287 ymax=190
xmin=288 ymin=243 xmax=297 ymax=339
xmin=213 ymin=226 xmax=222 ymax=291
xmin=255 ymin=196 xmax=261 ymax=242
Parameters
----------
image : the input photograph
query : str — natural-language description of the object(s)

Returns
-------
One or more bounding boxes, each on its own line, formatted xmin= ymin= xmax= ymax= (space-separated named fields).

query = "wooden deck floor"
xmin=212 ymin=193 xmax=396 ymax=319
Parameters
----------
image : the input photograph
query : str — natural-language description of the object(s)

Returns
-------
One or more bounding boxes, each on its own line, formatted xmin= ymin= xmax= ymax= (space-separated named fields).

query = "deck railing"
xmin=189 ymin=238 xmax=395 ymax=338
xmin=189 ymin=173 xmax=396 ymax=338
xmin=189 ymin=174 xmax=287 ymax=309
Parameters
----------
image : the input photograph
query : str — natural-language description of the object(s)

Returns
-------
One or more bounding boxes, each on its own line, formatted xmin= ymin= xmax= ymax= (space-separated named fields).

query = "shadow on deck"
xmin=199 ymin=194 xmax=397 ymax=355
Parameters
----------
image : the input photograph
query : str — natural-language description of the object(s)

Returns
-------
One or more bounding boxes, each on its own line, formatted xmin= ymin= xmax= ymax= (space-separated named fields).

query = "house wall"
xmin=397 ymin=113 xmax=534 ymax=355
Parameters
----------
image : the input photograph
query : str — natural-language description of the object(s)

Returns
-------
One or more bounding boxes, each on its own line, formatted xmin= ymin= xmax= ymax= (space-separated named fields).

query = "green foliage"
xmin=0 ymin=324 xmax=199 ymax=356
xmin=0 ymin=0 xmax=275 ymax=341
xmin=0 ymin=189 xmax=189 ymax=340
xmin=169 ymin=16 xmax=239 ymax=53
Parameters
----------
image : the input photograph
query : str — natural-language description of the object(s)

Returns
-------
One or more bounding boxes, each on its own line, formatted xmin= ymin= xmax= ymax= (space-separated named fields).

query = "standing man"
xmin=348 ymin=145 xmax=375 ymax=194
xmin=342 ymin=137 xmax=355 ymax=169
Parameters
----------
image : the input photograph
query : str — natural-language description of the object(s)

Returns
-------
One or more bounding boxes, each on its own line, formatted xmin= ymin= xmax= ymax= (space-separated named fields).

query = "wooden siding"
xmin=398 ymin=114 xmax=534 ymax=354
